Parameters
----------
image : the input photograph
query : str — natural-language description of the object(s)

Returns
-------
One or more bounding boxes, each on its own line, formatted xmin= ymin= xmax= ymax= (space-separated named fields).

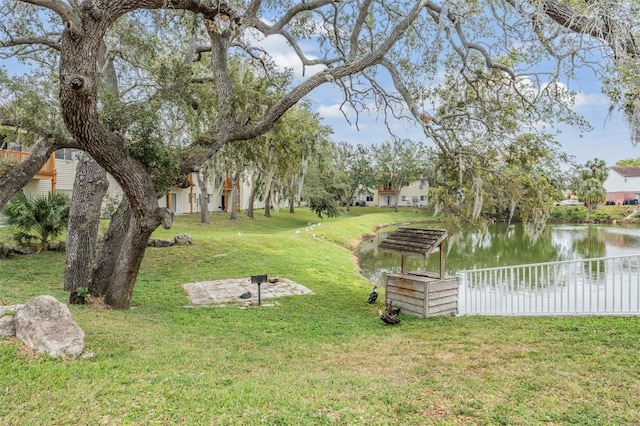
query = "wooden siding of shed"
xmin=386 ymin=273 xmax=458 ymax=318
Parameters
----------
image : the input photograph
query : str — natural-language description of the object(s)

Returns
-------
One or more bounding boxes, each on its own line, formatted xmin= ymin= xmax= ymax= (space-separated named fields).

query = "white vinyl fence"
xmin=458 ymin=254 xmax=640 ymax=316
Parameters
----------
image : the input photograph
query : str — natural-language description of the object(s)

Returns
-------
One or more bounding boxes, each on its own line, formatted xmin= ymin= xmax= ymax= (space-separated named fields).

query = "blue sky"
xmin=308 ymin=68 xmax=638 ymax=169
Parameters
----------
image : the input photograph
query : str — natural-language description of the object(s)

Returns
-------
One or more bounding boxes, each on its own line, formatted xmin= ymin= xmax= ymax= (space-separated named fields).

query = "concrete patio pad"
xmin=183 ymin=277 xmax=314 ymax=307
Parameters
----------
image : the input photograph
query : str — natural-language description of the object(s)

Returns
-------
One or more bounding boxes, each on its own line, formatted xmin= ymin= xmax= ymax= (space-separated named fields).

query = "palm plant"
xmin=576 ymin=158 xmax=609 ymax=221
xmin=3 ymin=191 xmax=70 ymax=250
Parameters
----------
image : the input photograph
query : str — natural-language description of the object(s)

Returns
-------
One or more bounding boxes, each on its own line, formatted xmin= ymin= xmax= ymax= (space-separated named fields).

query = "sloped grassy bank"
xmin=1 ymin=207 xmax=640 ymax=425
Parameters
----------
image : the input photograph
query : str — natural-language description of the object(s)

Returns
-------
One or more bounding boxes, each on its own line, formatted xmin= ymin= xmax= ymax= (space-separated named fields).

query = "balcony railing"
xmin=1 ymin=149 xmax=56 ymax=179
xmin=378 ymin=185 xmax=395 ymax=193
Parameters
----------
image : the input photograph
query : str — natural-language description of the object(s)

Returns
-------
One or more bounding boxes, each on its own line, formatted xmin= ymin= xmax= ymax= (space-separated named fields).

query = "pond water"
xmin=357 ymin=223 xmax=640 ymax=286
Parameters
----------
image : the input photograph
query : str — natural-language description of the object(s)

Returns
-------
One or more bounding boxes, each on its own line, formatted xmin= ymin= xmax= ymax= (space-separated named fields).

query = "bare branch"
xmin=0 ymin=34 xmax=61 ymax=51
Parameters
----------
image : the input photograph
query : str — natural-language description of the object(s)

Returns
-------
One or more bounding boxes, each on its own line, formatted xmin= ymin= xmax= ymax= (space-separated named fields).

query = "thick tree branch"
xmin=530 ymin=0 xmax=640 ymax=59
xmin=21 ymin=0 xmax=83 ymax=37
xmin=0 ymin=35 xmax=61 ymax=51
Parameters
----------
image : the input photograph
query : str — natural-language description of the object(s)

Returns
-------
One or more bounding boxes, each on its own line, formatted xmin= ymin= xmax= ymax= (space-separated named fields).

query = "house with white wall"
xmin=603 ymin=166 xmax=640 ymax=205
xmin=2 ymin=144 xmax=262 ymax=216
xmin=351 ymin=179 xmax=429 ymax=208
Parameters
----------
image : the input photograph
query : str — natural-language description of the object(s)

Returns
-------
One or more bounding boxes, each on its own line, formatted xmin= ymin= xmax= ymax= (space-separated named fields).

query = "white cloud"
xmin=316 ymin=103 xmax=350 ymax=118
xmin=244 ymin=27 xmax=326 ymax=80
xmin=574 ymin=91 xmax=610 ymax=108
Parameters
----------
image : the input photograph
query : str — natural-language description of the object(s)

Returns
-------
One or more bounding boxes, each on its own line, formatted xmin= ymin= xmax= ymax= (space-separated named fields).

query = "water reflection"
xmin=358 ymin=223 xmax=640 ymax=286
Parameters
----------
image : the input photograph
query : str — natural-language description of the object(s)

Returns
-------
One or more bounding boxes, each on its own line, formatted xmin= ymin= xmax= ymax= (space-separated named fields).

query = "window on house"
xmin=55 ymin=148 xmax=74 ymax=161
xmin=401 ymin=195 xmax=408 ymax=201
xmin=207 ymin=194 xmax=212 ymax=204
xmin=420 ymin=195 xmax=427 ymax=201
xmin=2 ymin=140 xmax=21 ymax=151
xmin=366 ymin=196 xmax=373 ymax=202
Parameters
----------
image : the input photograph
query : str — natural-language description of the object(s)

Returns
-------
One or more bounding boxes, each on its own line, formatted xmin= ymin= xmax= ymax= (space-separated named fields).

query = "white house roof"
xmin=610 ymin=166 xmax=640 ymax=178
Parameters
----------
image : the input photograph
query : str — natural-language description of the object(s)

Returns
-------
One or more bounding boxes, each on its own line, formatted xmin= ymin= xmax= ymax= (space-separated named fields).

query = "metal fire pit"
xmin=251 ymin=274 xmax=268 ymax=305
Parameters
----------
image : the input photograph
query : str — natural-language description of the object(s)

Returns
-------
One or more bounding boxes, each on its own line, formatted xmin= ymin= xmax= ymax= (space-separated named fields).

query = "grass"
xmin=2 ymin=207 xmax=640 ymax=425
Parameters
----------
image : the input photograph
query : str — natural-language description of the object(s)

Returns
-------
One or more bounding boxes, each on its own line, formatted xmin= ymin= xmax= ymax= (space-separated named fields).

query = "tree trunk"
xmin=229 ymin=174 xmax=239 ymax=220
xmin=100 ymin=205 xmax=173 ymax=309
xmin=394 ymin=187 xmax=400 ymax=212
xmin=264 ymin=191 xmax=271 ymax=217
xmin=89 ymin=198 xmax=132 ymax=297
xmin=197 ymin=172 xmax=210 ymax=224
xmin=345 ymin=189 xmax=355 ymax=213
xmin=289 ymin=196 xmax=295 ymax=213
xmin=247 ymin=184 xmax=255 ymax=219
xmin=64 ymin=154 xmax=109 ymax=303
xmin=103 ymin=218 xmax=155 ymax=309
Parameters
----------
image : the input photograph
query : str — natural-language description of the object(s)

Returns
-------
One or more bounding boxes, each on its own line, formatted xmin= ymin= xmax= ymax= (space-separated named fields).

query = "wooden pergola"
xmin=378 ymin=227 xmax=448 ymax=278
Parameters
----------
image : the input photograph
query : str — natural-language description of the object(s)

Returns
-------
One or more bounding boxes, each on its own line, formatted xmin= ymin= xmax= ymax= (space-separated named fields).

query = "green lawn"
xmin=1 ymin=207 xmax=640 ymax=425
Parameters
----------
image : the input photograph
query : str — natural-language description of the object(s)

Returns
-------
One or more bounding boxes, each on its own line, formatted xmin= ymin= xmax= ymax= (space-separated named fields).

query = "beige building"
xmin=352 ymin=179 xmax=429 ymax=208
xmin=1 ymin=145 xmax=263 ymax=216
xmin=4 ymin=143 xmax=429 ymax=213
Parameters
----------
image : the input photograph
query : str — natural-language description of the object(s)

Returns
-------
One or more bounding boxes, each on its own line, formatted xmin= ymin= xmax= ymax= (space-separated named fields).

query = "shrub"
xmin=2 ymin=191 xmax=70 ymax=250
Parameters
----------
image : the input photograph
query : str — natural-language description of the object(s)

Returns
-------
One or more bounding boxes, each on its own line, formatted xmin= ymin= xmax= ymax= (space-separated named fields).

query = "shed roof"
xmin=610 ymin=166 xmax=640 ymax=178
xmin=378 ymin=227 xmax=447 ymax=258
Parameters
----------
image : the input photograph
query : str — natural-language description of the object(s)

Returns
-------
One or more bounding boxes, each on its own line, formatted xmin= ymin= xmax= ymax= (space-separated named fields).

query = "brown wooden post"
xmin=51 ymin=171 xmax=57 ymax=194
xmin=189 ymin=186 xmax=194 ymax=214
xmin=439 ymin=240 xmax=446 ymax=279
xmin=401 ymin=254 xmax=406 ymax=273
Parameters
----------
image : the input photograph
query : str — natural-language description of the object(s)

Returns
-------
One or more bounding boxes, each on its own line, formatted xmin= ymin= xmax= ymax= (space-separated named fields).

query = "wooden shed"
xmin=379 ymin=227 xmax=458 ymax=317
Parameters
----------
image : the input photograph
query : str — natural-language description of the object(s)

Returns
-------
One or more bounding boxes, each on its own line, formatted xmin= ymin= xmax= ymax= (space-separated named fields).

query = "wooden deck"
xmin=1 ymin=149 xmax=56 ymax=179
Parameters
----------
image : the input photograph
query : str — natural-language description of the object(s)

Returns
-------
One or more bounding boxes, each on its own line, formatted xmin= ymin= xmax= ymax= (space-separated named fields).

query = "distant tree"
xmin=3 ymin=191 xmax=70 ymax=251
xmin=576 ymin=158 xmax=608 ymax=221
xmin=308 ymin=196 xmax=340 ymax=219
xmin=616 ymin=158 xmax=640 ymax=166
xmin=333 ymin=142 xmax=377 ymax=212
xmin=302 ymin=142 xmax=343 ymax=219
xmin=373 ymin=139 xmax=427 ymax=212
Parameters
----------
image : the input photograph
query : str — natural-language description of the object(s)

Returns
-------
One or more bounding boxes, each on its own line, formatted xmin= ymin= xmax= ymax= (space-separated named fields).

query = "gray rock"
xmin=174 ymin=234 xmax=193 ymax=245
xmin=148 ymin=238 xmax=174 ymax=248
xmin=0 ymin=304 xmax=23 ymax=337
xmin=0 ymin=315 xmax=15 ymax=337
xmin=14 ymin=296 xmax=85 ymax=359
xmin=0 ymin=304 xmax=23 ymax=317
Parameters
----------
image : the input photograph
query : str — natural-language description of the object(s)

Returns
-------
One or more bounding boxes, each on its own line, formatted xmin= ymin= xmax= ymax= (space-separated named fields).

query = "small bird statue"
xmin=367 ymin=286 xmax=378 ymax=304
xmin=239 ymin=291 xmax=251 ymax=299
xmin=268 ymin=276 xmax=279 ymax=283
